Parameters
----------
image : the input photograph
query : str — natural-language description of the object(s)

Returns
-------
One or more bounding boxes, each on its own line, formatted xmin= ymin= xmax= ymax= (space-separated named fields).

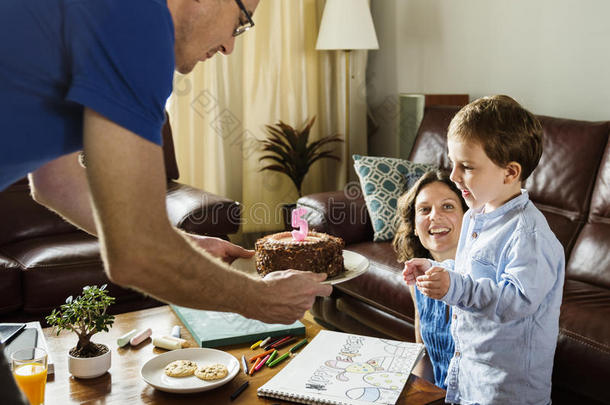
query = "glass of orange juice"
xmin=11 ymin=347 xmax=48 ymax=405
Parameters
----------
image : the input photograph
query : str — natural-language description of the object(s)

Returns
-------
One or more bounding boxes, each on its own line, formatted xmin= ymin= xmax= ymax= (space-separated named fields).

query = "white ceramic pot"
xmin=67 ymin=344 xmax=111 ymax=379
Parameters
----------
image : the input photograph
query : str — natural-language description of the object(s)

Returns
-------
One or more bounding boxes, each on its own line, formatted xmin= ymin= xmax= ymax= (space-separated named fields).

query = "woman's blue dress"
xmin=415 ymin=287 xmax=454 ymax=389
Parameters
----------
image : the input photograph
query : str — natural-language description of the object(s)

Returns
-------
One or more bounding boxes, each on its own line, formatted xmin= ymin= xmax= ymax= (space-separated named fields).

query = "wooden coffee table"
xmin=43 ymin=306 xmax=445 ymax=404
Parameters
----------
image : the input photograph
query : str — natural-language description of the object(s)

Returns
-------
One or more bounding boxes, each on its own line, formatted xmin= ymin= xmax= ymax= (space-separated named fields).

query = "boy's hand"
xmin=402 ymin=258 xmax=432 ymax=286
xmin=416 ymin=267 xmax=450 ymax=299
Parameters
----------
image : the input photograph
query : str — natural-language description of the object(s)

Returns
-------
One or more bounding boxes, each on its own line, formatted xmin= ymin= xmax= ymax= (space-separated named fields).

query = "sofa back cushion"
xmin=0 ymin=115 xmax=181 ymax=246
xmin=409 ymin=105 xmax=610 ymax=256
xmin=566 ymin=141 xmax=610 ymax=288
xmin=524 ymin=116 xmax=609 ymax=253
xmin=0 ymin=179 xmax=78 ymax=246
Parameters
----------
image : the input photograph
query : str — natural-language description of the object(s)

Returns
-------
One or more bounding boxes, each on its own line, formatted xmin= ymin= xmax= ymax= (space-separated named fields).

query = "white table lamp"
xmin=316 ymin=0 xmax=379 ymax=181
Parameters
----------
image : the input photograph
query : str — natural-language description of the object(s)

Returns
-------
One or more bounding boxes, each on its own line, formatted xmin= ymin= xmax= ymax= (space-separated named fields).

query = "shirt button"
xmin=453 ymin=314 xmax=457 ymax=320
xmin=472 ymin=232 xmax=478 ymax=238
xmin=455 ymin=351 xmax=461 ymax=357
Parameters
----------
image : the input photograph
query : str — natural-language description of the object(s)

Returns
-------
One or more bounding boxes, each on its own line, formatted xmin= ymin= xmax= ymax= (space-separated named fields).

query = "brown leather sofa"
xmin=0 ymin=115 xmax=241 ymax=325
xmin=298 ymin=106 xmax=610 ymax=404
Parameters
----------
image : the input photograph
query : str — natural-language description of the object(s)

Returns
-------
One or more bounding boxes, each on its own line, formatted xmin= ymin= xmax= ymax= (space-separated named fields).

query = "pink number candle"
xmin=291 ymin=207 xmax=308 ymax=241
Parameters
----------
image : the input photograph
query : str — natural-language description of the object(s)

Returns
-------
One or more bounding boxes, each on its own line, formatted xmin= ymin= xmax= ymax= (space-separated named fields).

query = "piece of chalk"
xmin=171 ymin=325 xmax=181 ymax=338
xmin=152 ymin=336 xmax=182 ymax=351
xmin=162 ymin=335 xmax=187 ymax=347
xmin=117 ymin=329 xmax=138 ymax=347
xmin=130 ymin=328 xmax=152 ymax=346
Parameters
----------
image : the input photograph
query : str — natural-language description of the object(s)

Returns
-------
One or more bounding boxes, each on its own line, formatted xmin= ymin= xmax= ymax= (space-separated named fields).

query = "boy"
xmin=403 ymin=95 xmax=564 ymax=405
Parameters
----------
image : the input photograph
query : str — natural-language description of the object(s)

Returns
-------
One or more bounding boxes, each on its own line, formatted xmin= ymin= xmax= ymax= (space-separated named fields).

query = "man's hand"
xmin=416 ymin=266 xmax=450 ymax=299
xmin=186 ymin=234 xmax=253 ymax=264
xmin=402 ymin=258 xmax=432 ymax=286
xmin=253 ymin=270 xmax=333 ymax=324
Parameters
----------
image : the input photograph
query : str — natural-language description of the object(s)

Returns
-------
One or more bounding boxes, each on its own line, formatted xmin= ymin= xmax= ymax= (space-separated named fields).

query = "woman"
xmin=393 ymin=170 xmax=467 ymax=389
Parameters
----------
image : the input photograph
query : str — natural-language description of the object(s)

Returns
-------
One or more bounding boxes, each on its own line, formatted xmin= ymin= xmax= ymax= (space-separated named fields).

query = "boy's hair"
xmin=447 ymin=95 xmax=543 ymax=181
xmin=392 ymin=170 xmax=468 ymax=263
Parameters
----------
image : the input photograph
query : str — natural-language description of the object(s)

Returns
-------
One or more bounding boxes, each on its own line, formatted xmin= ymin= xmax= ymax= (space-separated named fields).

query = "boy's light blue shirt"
xmin=435 ymin=190 xmax=564 ymax=405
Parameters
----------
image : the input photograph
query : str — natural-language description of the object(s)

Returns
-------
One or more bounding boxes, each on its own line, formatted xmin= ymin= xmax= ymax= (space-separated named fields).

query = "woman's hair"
xmin=392 ymin=169 xmax=467 ymax=262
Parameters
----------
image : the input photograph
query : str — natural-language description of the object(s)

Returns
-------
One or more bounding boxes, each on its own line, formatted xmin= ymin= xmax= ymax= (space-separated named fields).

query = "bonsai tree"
xmin=46 ymin=284 xmax=115 ymax=358
xmin=258 ymin=116 xmax=343 ymax=197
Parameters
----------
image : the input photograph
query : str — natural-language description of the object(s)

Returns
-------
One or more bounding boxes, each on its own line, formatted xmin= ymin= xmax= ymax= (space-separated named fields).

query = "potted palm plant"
xmin=258 ymin=116 xmax=343 ymax=197
xmin=46 ymin=284 xmax=115 ymax=379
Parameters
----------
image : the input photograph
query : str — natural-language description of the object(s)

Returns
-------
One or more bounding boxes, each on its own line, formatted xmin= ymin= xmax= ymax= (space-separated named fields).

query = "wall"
xmin=367 ymin=0 xmax=610 ymax=158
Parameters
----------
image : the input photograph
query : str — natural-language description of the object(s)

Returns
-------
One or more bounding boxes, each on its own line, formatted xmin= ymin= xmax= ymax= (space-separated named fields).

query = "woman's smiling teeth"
xmin=429 ymin=227 xmax=451 ymax=235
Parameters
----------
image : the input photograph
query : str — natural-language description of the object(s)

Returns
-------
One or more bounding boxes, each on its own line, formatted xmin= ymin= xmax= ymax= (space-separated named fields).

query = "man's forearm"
xmin=110 ymin=226 xmax=259 ymax=317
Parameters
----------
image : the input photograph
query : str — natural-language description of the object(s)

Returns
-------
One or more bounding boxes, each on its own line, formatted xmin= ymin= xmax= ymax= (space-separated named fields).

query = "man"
xmin=1 ymin=1 xmax=332 ymax=402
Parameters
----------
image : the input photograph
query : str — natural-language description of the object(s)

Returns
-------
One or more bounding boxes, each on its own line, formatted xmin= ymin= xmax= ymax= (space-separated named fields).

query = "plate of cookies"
xmin=140 ymin=348 xmax=239 ymax=393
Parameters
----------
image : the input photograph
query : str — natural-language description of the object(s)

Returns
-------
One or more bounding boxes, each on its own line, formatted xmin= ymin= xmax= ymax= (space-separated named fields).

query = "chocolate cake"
xmin=255 ymin=231 xmax=345 ymax=278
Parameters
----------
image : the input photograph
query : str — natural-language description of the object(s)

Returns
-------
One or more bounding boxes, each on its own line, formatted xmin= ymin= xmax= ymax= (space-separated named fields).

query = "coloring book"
xmin=171 ymin=305 xmax=305 ymax=348
xmin=257 ymin=330 xmax=424 ymax=405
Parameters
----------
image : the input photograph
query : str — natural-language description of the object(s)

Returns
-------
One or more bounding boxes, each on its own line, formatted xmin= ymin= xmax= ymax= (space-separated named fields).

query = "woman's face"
xmin=413 ymin=181 xmax=464 ymax=261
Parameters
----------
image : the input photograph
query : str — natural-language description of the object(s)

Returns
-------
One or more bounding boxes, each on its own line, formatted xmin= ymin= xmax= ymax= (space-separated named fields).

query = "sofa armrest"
xmin=297 ymin=189 xmax=373 ymax=245
xmin=165 ymin=181 xmax=241 ymax=237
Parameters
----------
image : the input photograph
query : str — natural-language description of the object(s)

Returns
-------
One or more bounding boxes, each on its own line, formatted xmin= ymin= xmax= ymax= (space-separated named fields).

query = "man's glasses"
xmin=233 ymin=0 xmax=255 ymax=37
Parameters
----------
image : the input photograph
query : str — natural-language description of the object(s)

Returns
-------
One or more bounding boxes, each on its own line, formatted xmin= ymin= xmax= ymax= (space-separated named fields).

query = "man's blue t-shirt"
xmin=0 ymin=0 xmax=175 ymax=190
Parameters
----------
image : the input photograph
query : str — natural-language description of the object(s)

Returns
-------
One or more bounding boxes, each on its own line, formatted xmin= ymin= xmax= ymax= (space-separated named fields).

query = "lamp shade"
xmin=316 ymin=0 xmax=379 ymax=50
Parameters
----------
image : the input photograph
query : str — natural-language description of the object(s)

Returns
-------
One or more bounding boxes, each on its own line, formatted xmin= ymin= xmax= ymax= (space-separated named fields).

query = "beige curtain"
xmin=167 ymin=0 xmax=369 ymax=236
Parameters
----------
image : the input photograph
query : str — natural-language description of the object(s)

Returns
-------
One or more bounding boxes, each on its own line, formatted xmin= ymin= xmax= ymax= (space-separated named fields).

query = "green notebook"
xmin=171 ymin=305 xmax=305 ymax=348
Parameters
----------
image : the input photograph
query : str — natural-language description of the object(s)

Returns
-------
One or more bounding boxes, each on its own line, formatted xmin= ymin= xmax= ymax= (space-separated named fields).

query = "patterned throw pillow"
xmin=353 ymin=155 xmax=436 ymax=241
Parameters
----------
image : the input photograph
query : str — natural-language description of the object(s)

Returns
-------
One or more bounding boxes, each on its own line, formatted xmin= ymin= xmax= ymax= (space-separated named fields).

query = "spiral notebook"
xmin=257 ymin=330 xmax=424 ymax=405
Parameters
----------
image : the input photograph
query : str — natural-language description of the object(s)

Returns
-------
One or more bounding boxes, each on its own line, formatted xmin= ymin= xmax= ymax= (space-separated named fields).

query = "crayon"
xmin=255 ymin=354 xmax=270 ymax=371
xmin=269 ymin=336 xmax=293 ymax=349
xmin=249 ymin=348 xmax=274 ymax=363
xmin=265 ymin=350 xmax=278 ymax=366
xmin=249 ymin=357 xmax=262 ymax=375
xmin=272 ymin=336 xmax=296 ymax=349
xmin=230 ymin=381 xmax=249 ymax=401
xmin=263 ymin=335 xmax=290 ymax=351
xmin=268 ymin=352 xmax=291 ymax=367
xmin=289 ymin=338 xmax=308 ymax=353
xmin=241 ymin=355 xmax=248 ymax=375
xmin=250 ymin=339 xmax=263 ymax=350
